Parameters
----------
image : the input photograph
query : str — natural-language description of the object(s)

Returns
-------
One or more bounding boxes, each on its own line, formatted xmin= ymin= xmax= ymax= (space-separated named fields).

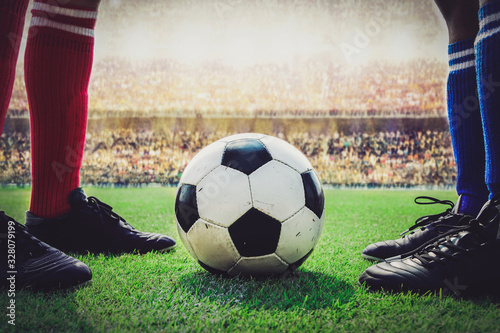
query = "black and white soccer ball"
xmin=174 ymin=133 xmax=325 ymax=277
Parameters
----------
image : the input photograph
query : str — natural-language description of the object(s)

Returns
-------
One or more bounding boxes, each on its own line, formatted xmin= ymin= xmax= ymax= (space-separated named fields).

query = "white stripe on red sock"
xmin=29 ymin=16 xmax=95 ymax=37
xmin=32 ymin=2 xmax=98 ymax=19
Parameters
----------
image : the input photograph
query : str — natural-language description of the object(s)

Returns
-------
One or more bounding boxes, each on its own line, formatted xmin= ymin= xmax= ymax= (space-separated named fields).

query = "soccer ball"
xmin=174 ymin=133 xmax=325 ymax=277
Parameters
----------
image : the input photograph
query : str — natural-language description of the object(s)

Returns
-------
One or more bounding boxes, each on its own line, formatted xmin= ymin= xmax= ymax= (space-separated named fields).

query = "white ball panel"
xmin=249 ymin=160 xmax=305 ymax=221
xmin=176 ymin=222 xmax=198 ymax=261
xmin=259 ymin=135 xmax=313 ymax=174
xmin=276 ymin=207 xmax=324 ymax=264
xmin=179 ymin=140 xmax=227 ymax=186
xmin=187 ymin=219 xmax=240 ymax=272
xmin=228 ymin=254 xmax=288 ymax=277
xmin=197 ymin=166 xmax=252 ymax=228
xmin=217 ymin=133 xmax=267 ymax=143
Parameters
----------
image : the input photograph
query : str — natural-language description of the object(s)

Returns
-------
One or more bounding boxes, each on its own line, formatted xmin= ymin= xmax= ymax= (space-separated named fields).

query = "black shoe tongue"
xmin=68 ymin=188 xmax=88 ymax=208
xmin=476 ymin=198 xmax=500 ymax=233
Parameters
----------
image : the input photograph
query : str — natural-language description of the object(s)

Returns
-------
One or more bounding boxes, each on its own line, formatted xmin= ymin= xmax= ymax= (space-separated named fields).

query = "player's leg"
xmin=0 ymin=0 xmax=30 ymax=130
xmin=476 ymin=0 xmax=500 ymax=199
xmin=358 ymin=0 xmax=500 ymax=296
xmin=360 ymin=0 xmax=488 ymax=262
xmin=25 ymin=0 xmax=99 ymax=218
xmin=442 ymin=0 xmax=489 ymax=215
xmin=23 ymin=0 xmax=176 ymax=254
xmin=0 ymin=0 xmax=91 ymax=290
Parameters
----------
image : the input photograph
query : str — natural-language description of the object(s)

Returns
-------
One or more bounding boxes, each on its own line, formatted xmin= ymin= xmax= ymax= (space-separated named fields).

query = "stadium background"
xmin=1 ymin=0 xmax=456 ymax=189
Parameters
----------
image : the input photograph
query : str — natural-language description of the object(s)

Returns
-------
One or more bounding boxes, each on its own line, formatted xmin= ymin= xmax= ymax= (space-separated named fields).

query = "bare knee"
xmin=434 ymin=0 xmax=479 ymax=43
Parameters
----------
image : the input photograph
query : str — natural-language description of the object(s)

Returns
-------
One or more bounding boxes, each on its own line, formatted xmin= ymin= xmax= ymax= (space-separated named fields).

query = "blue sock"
xmin=447 ymin=39 xmax=489 ymax=215
xmin=476 ymin=0 xmax=500 ymax=199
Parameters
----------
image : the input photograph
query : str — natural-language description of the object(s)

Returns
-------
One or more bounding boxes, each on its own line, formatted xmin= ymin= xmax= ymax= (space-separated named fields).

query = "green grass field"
xmin=1 ymin=187 xmax=500 ymax=332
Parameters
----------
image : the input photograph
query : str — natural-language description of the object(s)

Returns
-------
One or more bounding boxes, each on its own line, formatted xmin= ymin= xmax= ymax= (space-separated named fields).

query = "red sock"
xmin=0 ymin=0 xmax=29 ymax=132
xmin=25 ymin=0 xmax=97 ymax=218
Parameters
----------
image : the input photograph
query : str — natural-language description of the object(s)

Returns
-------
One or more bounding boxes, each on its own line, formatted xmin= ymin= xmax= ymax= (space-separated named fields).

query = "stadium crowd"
xmin=0 ymin=129 xmax=455 ymax=188
xmin=6 ymin=58 xmax=447 ymax=117
xmin=1 ymin=0 xmax=452 ymax=188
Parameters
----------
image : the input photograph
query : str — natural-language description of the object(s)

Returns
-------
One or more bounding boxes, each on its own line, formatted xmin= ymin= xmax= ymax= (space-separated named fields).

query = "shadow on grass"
xmin=178 ymin=269 xmax=355 ymax=311
xmin=357 ymin=280 xmax=500 ymax=308
xmin=448 ymin=289 xmax=500 ymax=306
xmin=0 ymin=288 xmax=94 ymax=332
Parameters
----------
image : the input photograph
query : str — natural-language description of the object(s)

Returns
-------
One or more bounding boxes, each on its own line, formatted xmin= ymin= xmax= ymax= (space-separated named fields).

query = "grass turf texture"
xmin=1 ymin=187 xmax=500 ymax=332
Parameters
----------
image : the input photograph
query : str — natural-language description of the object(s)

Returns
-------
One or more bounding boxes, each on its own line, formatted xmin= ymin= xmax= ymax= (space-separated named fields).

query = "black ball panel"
xmin=301 ymin=171 xmax=325 ymax=218
xmin=287 ymin=249 xmax=313 ymax=272
xmin=221 ymin=139 xmax=273 ymax=175
xmin=175 ymin=184 xmax=199 ymax=233
xmin=198 ymin=260 xmax=230 ymax=277
xmin=228 ymin=208 xmax=281 ymax=257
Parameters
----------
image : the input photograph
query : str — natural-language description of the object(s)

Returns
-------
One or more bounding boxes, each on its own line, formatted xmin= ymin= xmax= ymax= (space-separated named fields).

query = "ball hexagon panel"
xmin=176 ymin=222 xmax=198 ymax=260
xmin=275 ymin=207 xmax=323 ymax=264
xmin=260 ymin=135 xmax=313 ymax=174
xmin=228 ymin=254 xmax=288 ymax=277
xmin=301 ymin=170 xmax=325 ymax=218
xmin=179 ymin=140 xmax=227 ymax=186
xmin=228 ymin=208 xmax=281 ymax=257
xmin=218 ymin=133 xmax=267 ymax=143
xmin=197 ymin=165 xmax=252 ymax=228
xmin=175 ymin=184 xmax=199 ymax=233
xmin=250 ymin=160 xmax=305 ymax=221
xmin=187 ymin=219 xmax=240 ymax=272
xmin=221 ymin=139 xmax=273 ymax=175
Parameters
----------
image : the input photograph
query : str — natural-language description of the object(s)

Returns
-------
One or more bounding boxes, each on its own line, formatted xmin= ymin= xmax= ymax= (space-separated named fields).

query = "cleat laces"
xmin=85 ymin=197 xmax=135 ymax=229
xmin=410 ymin=220 xmax=488 ymax=269
xmin=400 ymin=196 xmax=462 ymax=237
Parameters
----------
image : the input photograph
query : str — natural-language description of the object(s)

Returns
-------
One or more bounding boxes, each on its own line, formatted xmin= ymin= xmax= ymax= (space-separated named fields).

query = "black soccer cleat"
xmin=361 ymin=196 xmax=474 ymax=261
xmin=25 ymin=188 xmax=177 ymax=254
xmin=0 ymin=212 xmax=92 ymax=290
xmin=358 ymin=195 xmax=500 ymax=297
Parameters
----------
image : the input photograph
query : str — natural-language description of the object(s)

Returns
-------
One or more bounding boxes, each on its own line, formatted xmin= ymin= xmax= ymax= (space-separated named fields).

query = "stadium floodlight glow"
xmin=384 ymin=29 xmax=418 ymax=62
xmin=93 ymin=1 xmax=448 ymax=64
xmin=157 ymin=16 xmax=326 ymax=67
xmin=121 ymin=27 xmax=156 ymax=60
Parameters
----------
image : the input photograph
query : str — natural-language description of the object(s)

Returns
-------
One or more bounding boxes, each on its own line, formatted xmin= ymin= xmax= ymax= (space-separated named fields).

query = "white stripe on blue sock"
xmin=449 ymin=47 xmax=475 ymax=73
